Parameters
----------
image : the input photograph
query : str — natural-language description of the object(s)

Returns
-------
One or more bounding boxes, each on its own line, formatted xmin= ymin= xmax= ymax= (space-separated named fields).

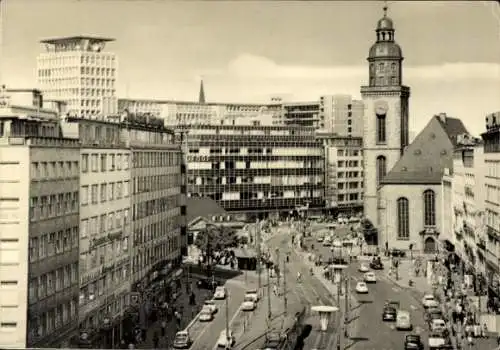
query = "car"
xmin=364 ymin=272 xmax=377 ymax=283
xmin=430 ymin=319 xmax=446 ymax=333
xmin=428 ymin=332 xmax=447 ymax=350
xmin=217 ymin=329 xmax=235 ymax=348
xmin=199 ymin=307 xmax=214 ymax=322
xmin=355 ymin=282 xmax=369 ymax=294
xmin=316 ymin=235 xmax=324 ymax=243
xmin=332 ymin=239 xmax=343 ymax=248
xmin=241 ymin=295 xmax=256 ymax=311
xmin=382 ymin=306 xmax=397 ymax=321
xmin=197 ymin=278 xmax=218 ymax=290
xmin=390 ymin=248 xmax=406 ymax=258
xmin=358 ymin=263 xmax=370 ymax=273
xmin=245 ymin=289 xmax=259 ymax=302
xmin=396 ymin=310 xmax=412 ymax=330
xmin=213 ymin=286 xmax=227 ymax=300
xmin=260 ymin=333 xmax=282 ymax=350
xmin=404 ymin=334 xmax=424 ymax=350
xmin=370 ymin=256 xmax=384 ymax=270
xmin=204 ymin=300 xmax=218 ymax=314
xmin=323 ymin=238 xmax=332 ymax=247
xmin=173 ymin=330 xmax=192 ymax=349
xmin=422 ymin=294 xmax=439 ymax=308
xmin=426 ymin=307 xmax=444 ymax=323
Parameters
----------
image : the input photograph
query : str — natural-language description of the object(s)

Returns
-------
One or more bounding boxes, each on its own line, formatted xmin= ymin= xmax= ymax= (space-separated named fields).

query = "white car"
xmin=422 ymin=294 xmax=439 ymax=308
xmin=245 ymin=289 xmax=259 ymax=302
xmin=241 ymin=295 xmax=256 ymax=311
xmin=364 ymin=272 xmax=377 ymax=283
xmin=217 ymin=329 xmax=235 ymax=348
xmin=198 ymin=307 xmax=214 ymax=322
xmin=204 ymin=300 xmax=218 ymax=314
xmin=316 ymin=236 xmax=324 ymax=243
xmin=428 ymin=332 xmax=446 ymax=349
xmin=355 ymin=281 xmax=368 ymax=294
xmin=358 ymin=263 xmax=370 ymax=273
xmin=332 ymin=239 xmax=343 ymax=248
xmin=430 ymin=319 xmax=447 ymax=333
xmin=323 ymin=238 xmax=332 ymax=247
xmin=213 ymin=286 xmax=227 ymax=300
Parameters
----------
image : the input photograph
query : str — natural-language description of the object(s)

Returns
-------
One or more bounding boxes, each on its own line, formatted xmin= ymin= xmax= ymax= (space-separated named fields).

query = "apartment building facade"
xmin=61 ymin=116 xmax=132 ymax=347
xmin=0 ymin=103 xmax=80 ymax=348
xmin=37 ymin=36 xmax=118 ymax=117
xmin=319 ymin=95 xmax=364 ymax=137
xmin=179 ymin=123 xmax=324 ymax=220
xmin=316 ymin=132 xmax=364 ymax=215
xmin=481 ymin=111 xmax=500 ymax=304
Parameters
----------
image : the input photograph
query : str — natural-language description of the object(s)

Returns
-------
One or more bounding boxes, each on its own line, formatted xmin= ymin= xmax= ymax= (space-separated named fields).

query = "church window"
xmin=378 ymin=63 xmax=384 ymax=72
xmin=391 ymin=76 xmax=397 ymax=85
xmin=397 ymin=197 xmax=410 ymax=240
xmin=376 ymin=155 xmax=387 ymax=185
xmin=391 ymin=63 xmax=397 ymax=72
xmin=423 ymin=189 xmax=436 ymax=226
xmin=376 ymin=113 xmax=386 ymax=143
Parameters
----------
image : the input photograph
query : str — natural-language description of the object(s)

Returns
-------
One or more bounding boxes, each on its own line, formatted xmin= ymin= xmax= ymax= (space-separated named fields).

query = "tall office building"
xmin=0 ymin=89 xmax=80 ymax=348
xmin=320 ymin=94 xmax=364 ymax=137
xmin=37 ymin=36 xmax=118 ymax=117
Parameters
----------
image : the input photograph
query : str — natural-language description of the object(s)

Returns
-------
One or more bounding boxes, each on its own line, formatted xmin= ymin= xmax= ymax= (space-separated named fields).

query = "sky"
xmin=1 ymin=0 xmax=499 ymax=136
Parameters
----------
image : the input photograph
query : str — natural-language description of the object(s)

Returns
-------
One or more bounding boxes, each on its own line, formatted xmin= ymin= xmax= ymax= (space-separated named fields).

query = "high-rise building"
xmin=37 ymin=36 xmax=118 ymax=118
xmin=316 ymin=132 xmax=364 ymax=215
xmin=179 ymin=122 xmax=324 ymax=220
xmin=361 ymin=5 xmax=410 ymax=225
xmin=0 ymin=90 xmax=80 ymax=348
xmin=61 ymin=116 xmax=132 ymax=348
xmin=320 ymin=94 xmax=364 ymax=137
xmin=282 ymin=101 xmax=320 ymax=128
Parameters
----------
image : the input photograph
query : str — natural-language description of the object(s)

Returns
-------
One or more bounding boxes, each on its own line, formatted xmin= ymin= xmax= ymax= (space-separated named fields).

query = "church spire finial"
xmin=383 ymin=1 xmax=388 ymax=17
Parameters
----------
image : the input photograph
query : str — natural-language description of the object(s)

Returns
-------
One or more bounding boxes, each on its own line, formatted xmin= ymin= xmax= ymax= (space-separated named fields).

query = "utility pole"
xmin=336 ymin=272 xmax=342 ymax=350
xmin=275 ymin=248 xmax=281 ymax=288
xmin=283 ymin=256 xmax=288 ymax=317
xmin=256 ymin=220 xmax=262 ymax=293
xmin=344 ymin=271 xmax=349 ymax=339
xmin=225 ymin=291 xmax=230 ymax=346
xmin=267 ymin=262 xmax=272 ymax=321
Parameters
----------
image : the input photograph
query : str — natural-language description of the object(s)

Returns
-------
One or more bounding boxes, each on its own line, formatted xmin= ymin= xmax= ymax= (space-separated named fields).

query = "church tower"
xmin=361 ymin=5 xmax=410 ymax=228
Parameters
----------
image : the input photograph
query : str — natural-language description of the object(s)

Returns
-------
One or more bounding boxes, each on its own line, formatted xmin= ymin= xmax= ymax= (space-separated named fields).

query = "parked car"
xmin=396 ymin=310 xmax=412 ymax=330
xmin=404 ymin=334 xmax=424 ymax=350
xmin=428 ymin=332 xmax=448 ymax=350
xmin=197 ymin=278 xmax=218 ymax=290
xmin=173 ymin=330 xmax=192 ymax=349
xmin=217 ymin=329 xmax=235 ymax=348
xmin=199 ymin=307 xmax=214 ymax=322
xmin=430 ymin=319 xmax=447 ymax=333
xmin=245 ymin=289 xmax=260 ymax=302
xmin=203 ymin=300 xmax=218 ymax=314
xmin=364 ymin=272 xmax=377 ymax=283
xmin=382 ymin=305 xmax=397 ymax=321
xmin=241 ymin=295 xmax=256 ymax=311
xmin=355 ymin=282 xmax=369 ymax=294
xmin=213 ymin=286 xmax=227 ymax=300
xmin=422 ymin=294 xmax=439 ymax=308
xmin=358 ymin=263 xmax=370 ymax=273
xmin=426 ymin=307 xmax=444 ymax=323
xmin=390 ymin=248 xmax=406 ymax=258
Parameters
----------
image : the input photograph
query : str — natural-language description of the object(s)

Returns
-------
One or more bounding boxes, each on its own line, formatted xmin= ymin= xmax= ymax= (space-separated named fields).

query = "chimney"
xmin=439 ymin=112 xmax=447 ymax=123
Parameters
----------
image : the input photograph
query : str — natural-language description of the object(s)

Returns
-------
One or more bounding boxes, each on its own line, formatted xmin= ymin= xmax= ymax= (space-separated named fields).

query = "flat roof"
xmin=40 ymin=36 xmax=115 ymax=44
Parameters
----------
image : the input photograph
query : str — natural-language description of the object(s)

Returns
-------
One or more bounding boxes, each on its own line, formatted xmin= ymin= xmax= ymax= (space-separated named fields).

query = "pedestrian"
xmin=482 ymin=323 xmax=488 ymax=338
xmin=161 ymin=320 xmax=166 ymax=337
xmin=153 ymin=332 xmax=160 ymax=349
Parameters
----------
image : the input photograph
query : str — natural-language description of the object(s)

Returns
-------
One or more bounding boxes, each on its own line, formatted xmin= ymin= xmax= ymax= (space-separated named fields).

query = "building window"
xmin=397 ymin=197 xmax=410 ymax=240
xmin=376 ymin=113 xmax=386 ymax=143
xmin=423 ymin=189 xmax=436 ymax=226
xmin=81 ymin=154 xmax=89 ymax=173
xmin=376 ymin=156 xmax=387 ymax=185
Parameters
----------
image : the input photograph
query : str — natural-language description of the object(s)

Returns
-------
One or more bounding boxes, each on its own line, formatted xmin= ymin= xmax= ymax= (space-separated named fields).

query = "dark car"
xmin=382 ymin=306 xmax=397 ymax=321
xmin=196 ymin=278 xmax=218 ymax=290
xmin=370 ymin=256 xmax=384 ymax=270
xmin=390 ymin=249 xmax=406 ymax=258
xmin=426 ymin=307 xmax=445 ymax=323
xmin=404 ymin=334 xmax=423 ymax=350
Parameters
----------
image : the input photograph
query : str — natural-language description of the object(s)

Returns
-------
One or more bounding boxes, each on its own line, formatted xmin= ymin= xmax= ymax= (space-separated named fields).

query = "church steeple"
xmin=198 ymin=79 xmax=206 ymax=104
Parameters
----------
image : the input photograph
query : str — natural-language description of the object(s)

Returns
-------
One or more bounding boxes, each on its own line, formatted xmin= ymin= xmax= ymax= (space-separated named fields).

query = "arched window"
xmin=376 ymin=156 xmax=387 ymax=185
xmin=391 ymin=62 xmax=397 ymax=72
xmin=423 ymin=189 xmax=436 ymax=226
xmin=397 ymin=197 xmax=410 ymax=239
xmin=376 ymin=113 xmax=386 ymax=143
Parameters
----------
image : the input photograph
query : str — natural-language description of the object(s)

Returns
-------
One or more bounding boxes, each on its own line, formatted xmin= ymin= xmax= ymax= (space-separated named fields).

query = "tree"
xmin=194 ymin=224 xmax=239 ymax=263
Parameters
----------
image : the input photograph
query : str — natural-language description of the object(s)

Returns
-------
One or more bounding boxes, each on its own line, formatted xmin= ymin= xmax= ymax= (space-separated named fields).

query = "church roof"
xmin=381 ymin=114 xmax=468 ymax=185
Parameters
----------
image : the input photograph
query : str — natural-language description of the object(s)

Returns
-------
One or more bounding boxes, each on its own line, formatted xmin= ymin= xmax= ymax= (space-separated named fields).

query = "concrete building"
xmin=378 ymin=113 xmax=468 ymax=252
xmin=61 ymin=116 xmax=132 ymax=347
xmin=361 ymin=6 xmax=410 ymax=226
xmin=282 ymin=101 xmax=320 ymax=128
xmin=37 ymin=36 xmax=118 ymax=117
xmin=449 ymin=136 xmax=486 ymax=281
xmin=316 ymin=132 xmax=364 ymax=215
xmin=179 ymin=123 xmax=324 ymax=221
xmin=481 ymin=111 xmax=500 ymax=303
xmin=319 ymin=95 xmax=364 ymax=137
xmin=0 ymin=92 xmax=80 ymax=348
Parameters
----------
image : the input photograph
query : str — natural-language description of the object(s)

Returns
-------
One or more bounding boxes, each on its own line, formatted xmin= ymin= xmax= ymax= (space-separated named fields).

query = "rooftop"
xmin=186 ymin=197 xmax=226 ymax=224
xmin=382 ymin=113 xmax=468 ymax=185
xmin=40 ymin=36 xmax=115 ymax=44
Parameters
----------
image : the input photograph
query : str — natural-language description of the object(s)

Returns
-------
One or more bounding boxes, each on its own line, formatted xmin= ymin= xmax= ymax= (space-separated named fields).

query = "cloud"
xmin=201 ymin=53 xmax=500 ymax=82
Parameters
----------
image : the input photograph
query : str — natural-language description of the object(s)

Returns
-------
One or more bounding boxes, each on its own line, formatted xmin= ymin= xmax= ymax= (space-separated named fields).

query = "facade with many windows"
xmin=316 ymin=132 xmax=364 ymax=215
xmin=0 ymin=105 xmax=80 ymax=348
xmin=61 ymin=117 xmax=132 ymax=346
xmin=180 ymin=124 xmax=324 ymax=220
